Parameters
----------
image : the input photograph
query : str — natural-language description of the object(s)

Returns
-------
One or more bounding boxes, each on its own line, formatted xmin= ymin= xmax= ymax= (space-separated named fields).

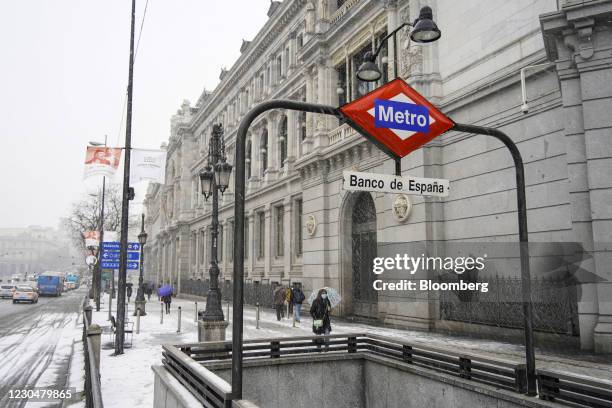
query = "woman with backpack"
xmin=310 ymin=288 xmax=332 ymax=340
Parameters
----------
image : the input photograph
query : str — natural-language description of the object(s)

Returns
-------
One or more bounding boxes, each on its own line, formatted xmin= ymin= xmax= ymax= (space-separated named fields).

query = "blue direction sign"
xmin=101 ymin=251 xmax=140 ymax=261
xmin=102 ymin=242 xmax=120 ymax=251
xmin=100 ymin=241 xmax=140 ymax=269
xmin=102 ymin=241 xmax=140 ymax=251
xmin=100 ymin=261 xmax=139 ymax=270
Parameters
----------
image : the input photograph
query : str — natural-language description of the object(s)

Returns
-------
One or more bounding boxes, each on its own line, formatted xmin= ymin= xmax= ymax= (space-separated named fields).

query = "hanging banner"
xmin=83 ymin=230 xmax=100 ymax=248
xmin=83 ymin=147 xmax=122 ymax=179
xmin=130 ymin=149 xmax=167 ymax=183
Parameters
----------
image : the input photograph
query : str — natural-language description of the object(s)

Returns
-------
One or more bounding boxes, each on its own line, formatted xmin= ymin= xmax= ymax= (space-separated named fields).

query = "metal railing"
xmin=82 ymin=296 xmax=104 ymax=408
xmin=537 ymin=369 xmax=612 ymax=407
xmin=162 ymin=344 xmax=232 ymax=408
xmin=163 ymin=333 xmax=528 ymax=405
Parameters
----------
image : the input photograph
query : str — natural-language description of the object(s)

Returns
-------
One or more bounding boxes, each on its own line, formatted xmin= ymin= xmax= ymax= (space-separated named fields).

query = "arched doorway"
xmin=351 ymin=192 xmax=378 ymax=319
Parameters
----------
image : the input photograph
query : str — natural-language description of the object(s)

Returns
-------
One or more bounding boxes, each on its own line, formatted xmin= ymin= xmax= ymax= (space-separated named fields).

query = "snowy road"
xmin=0 ymin=289 xmax=84 ymax=408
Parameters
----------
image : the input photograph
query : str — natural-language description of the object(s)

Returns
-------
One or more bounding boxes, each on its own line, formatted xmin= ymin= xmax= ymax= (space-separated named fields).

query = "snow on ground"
xmin=91 ymin=296 xmax=612 ymax=408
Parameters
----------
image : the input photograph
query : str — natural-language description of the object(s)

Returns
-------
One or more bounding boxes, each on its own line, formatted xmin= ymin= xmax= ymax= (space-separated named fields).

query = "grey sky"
xmin=0 ymin=0 xmax=270 ymax=229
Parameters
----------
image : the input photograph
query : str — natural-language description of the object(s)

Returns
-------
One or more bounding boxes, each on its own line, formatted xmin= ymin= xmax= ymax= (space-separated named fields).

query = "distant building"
xmin=0 ymin=226 xmax=73 ymax=279
xmin=143 ymin=0 xmax=612 ymax=352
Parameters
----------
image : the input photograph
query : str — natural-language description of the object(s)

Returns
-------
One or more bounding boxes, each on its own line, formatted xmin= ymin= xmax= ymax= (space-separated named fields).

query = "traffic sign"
xmin=340 ymin=78 xmax=454 ymax=158
xmin=102 ymin=241 xmax=140 ymax=251
xmin=343 ymin=171 xmax=449 ymax=197
xmin=100 ymin=261 xmax=139 ymax=270
xmin=101 ymin=251 xmax=140 ymax=261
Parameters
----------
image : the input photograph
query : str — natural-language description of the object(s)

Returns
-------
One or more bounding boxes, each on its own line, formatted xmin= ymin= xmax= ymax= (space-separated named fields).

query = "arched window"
xmin=260 ymin=129 xmax=268 ymax=176
xmin=299 ymin=111 xmax=307 ymax=141
xmin=279 ymin=116 xmax=287 ymax=167
xmin=246 ymin=140 xmax=252 ymax=180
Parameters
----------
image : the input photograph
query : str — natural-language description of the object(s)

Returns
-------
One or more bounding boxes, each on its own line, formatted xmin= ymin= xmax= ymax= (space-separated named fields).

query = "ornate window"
xmin=294 ymin=198 xmax=303 ymax=257
xmin=260 ymin=129 xmax=268 ymax=176
xmin=246 ymin=140 xmax=252 ymax=179
xmin=279 ymin=116 xmax=287 ymax=167
xmin=275 ymin=205 xmax=284 ymax=257
xmin=257 ymin=211 xmax=265 ymax=259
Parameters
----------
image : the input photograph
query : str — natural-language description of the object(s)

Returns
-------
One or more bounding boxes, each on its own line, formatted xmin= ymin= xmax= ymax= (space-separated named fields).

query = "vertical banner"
xmin=83 ymin=147 xmax=122 ymax=179
xmin=84 ymin=230 xmax=100 ymax=248
xmin=130 ymin=149 xmax=167 ymax=183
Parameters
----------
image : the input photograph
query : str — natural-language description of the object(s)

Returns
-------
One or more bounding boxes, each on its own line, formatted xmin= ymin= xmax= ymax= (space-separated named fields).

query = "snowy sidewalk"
xmin=90 ymin=295 xmax=612 ymax=408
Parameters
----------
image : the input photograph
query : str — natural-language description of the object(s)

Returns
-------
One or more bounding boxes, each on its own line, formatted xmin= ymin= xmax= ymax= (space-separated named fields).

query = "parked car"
xmin=13 ymin=286 xmax=39 ymax=304
xmin=0 ymin=285 xmax=16 ymax=299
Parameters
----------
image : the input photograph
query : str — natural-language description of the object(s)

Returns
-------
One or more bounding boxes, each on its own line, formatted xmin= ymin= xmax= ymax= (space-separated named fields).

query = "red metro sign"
xmin=340 ymin=78 xmax=454 ymax=158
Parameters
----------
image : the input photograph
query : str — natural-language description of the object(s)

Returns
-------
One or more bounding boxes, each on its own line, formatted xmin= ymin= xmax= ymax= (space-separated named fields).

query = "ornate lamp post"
xmin=198 ymin=123 xmax=232 ymax=341
xmin=356 ymin=6 xmax=441 ymax=83
xmin=134 ymin=213 xmax=148 ymax=316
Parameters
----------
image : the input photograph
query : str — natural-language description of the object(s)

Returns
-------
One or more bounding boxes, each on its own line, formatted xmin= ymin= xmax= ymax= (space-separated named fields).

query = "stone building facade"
xmin=143 ymin=0 xmax=612 ymax=352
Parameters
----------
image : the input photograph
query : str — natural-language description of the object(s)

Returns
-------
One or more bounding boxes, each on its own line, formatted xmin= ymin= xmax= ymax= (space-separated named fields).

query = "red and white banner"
xmin=83 ymin=230 xmax=100 ymax=248
xmin=83 ymin=147 xmax=122 ymax=179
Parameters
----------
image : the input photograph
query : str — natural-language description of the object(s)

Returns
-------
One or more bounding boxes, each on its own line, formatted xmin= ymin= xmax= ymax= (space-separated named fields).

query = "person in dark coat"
xmin=126 ymin=284 xmax=133 ymax=302
xmin=146 ymin=285 xmax=152 ymax=301
xmin=274 ymin=286 xmax=286 ymax=321
xmin=291 ymin=284 xmax=305 ymax=323
xmin=310 ymin=288 xmax=332 ymax=338
xmin=162 ymin=293 xmax=172 ymax=314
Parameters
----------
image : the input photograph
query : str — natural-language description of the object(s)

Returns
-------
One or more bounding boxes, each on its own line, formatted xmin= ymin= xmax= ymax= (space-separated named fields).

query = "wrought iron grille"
xmin=181 ymin=279 xmax=276 ymax=309
xmin=439 ymin=275 xmax=579 ymax=335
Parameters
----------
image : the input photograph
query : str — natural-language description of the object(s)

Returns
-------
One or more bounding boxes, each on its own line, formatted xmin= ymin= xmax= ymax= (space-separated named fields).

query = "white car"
xmin=0 ymin=285 xmax=16 ymax=299
xmin=13 ymin=286 xmax=39 ymax=304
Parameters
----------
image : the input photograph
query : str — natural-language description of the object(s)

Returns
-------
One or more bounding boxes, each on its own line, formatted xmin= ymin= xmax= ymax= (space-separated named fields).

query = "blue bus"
xmin=37 ymin=272 xmax=65 ymax=296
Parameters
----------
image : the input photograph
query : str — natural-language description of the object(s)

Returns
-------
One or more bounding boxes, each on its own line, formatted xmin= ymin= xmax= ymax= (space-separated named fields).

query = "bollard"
xmin=256 ymin=302 xmax=260 ymax=329
xmin=177 ymin=306 xmax=182 ymax=333
xmin=227 ymin=301 xmax=230 ymax=323
xmin=87 ymin=323 xmax=102 ymax=369
xmin=84 ymin=305 xmax=92 ymax=325
xmin=194 ymin=301 xmax=198 ymax=322
xmin=136 ymin=308 xmax=141 ymax=334
xmin=160 ymin=302 xmax=164 ymax=324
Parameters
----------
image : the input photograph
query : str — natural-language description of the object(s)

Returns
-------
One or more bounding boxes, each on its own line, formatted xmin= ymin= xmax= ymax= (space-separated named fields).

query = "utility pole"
xmin=115 ymin=0 xmax=136 ymax=355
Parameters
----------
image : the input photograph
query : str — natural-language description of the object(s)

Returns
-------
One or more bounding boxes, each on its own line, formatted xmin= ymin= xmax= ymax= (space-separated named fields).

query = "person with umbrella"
xmin=310 ymin=288 xmax=333 ymax=348
xmin=158 ymin=284 xmax=173 ymax=314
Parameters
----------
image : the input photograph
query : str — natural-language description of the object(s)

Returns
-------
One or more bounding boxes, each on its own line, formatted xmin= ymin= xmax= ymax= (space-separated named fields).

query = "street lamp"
xmin=134 ymin=213 xmax=148 ymax=316
xmin=198 ymin=123 xmax=232 ymax=342
xmin=356 ymin=5 xmax=441 ymax=83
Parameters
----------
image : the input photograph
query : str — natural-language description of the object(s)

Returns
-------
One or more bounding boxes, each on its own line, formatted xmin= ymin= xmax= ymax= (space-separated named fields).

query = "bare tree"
xmin=62 ymin=184 xmax=137 ymax=251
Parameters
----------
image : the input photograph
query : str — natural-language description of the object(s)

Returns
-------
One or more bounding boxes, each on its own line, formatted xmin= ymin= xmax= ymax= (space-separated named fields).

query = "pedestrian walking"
xmin=157 ymin=284 xmax=161 ymax=301
xmin=126 ymin=284 xmax=133 ymax=303
xmin=274 ymin=285 xmax=286 ymax=321
xmin=291 ymin=284 xmax=305 ymax=323
xmin=310 ymin=288 xmax=332 ymax=349
xmin=284 ymin=286 xmax=293 ymax=317
xmin=146 ymin=285 xmax=152 ymax=301
xmin=162 ymin=293 xmax=172 ymax=314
